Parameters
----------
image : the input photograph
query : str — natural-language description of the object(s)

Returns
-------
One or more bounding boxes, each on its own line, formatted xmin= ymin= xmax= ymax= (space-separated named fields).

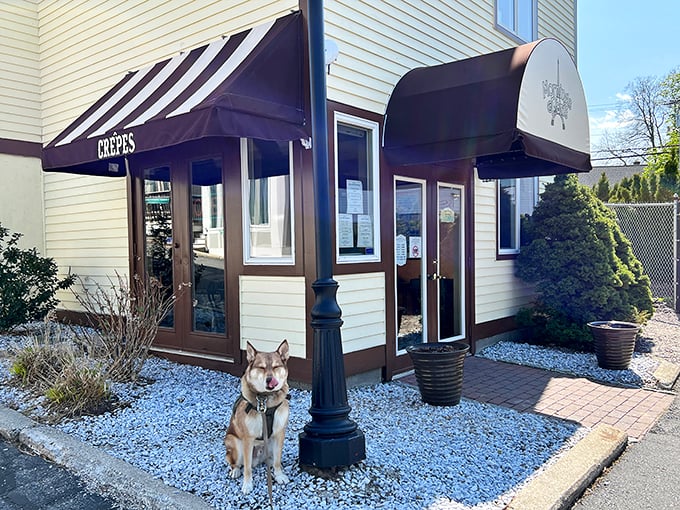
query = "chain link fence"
xmin=607 ymin=202 xmax=678 ymax=308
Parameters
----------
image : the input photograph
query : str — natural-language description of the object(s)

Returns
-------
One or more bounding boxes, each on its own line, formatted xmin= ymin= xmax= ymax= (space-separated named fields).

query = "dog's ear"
xmin=277 ymin=339 xmax=289 ymax=363
xmin=246 ymin=342 xmax=257 ymax=363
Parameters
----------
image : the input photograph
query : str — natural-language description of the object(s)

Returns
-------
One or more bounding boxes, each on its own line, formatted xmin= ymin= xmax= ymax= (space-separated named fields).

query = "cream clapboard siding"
xmin=474 ymin=177 xmax=536 ymax=323
xmin=38 ymin=0 xmax=296 ymax=308
xmin=0 ymin=154 xmax=44 ymax=252
xmin=240 ymin=276 xmax=307 ymax=359
xmin=0 ymin=3 xmax=44 ymax=254
xmin=325 ymin=0 xmax=577 ymax=115
xmin=336 ymin=272 xmax=386 ymax=354
xmin=239 ymin=273 xmax=386 ymax=358
xmin=0 ymin=0 xmax=41 ymax=143
xmin=538 ymin=0 xmax=576 ymax=58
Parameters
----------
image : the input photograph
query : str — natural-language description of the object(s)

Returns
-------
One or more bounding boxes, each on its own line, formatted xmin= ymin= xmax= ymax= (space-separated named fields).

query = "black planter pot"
xmin=406 ymin=341 xmax=469 ymax=406
xmin=587 ymin=321 xmax=641 ymax=370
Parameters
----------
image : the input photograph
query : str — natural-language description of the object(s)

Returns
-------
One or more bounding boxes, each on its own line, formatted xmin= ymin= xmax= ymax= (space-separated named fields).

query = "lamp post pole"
xmin=298 ymin=0 xmax=366 ymax=469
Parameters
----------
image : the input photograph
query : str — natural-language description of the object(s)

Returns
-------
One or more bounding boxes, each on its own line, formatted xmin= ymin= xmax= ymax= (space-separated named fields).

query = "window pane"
xmin=499 ymin=178 xmax=518 ymax=251
xmin=497 ymin=0 xmax=514 ymax=31
xmin=191 ymin=158 xmax=226 ymax=334
xmin=517 ymin=0 xmax=534 ymax=40
xmin=337 ymin=122 xmax=376 ymax=258
xmin=245 ymin=139 xmax=292 ymax=261
xmin=143 ymin=166 xmax=174 ymax=328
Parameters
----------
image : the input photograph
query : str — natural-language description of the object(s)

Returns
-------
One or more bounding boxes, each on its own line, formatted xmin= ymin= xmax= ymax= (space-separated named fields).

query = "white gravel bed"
xmin=478 ymin=341 xmax=660 ymax=388
xmin=54 ymin=358 xmax=583 ymax=510
xmin=0 ymin=331 xmax=583 ymax=510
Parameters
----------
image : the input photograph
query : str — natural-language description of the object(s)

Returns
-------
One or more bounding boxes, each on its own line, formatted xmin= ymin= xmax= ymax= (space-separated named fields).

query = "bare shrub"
xmin=72 ymin=273 xmax=187 ymax=382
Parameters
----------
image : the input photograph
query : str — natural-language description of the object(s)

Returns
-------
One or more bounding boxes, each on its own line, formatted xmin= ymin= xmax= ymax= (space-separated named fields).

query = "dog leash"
xmin=256 ymin=395 xmax=274 ymax=508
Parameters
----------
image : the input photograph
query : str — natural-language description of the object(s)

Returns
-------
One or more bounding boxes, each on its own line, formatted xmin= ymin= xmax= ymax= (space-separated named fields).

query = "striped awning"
xmin=42 ymin=11 xmax=308 ymax=177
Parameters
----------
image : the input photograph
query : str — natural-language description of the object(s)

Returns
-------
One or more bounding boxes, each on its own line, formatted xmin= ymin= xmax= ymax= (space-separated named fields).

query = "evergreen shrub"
xmin=515 ymin=175 xmax=653 ymax=350
xmin=0 ymin=223 xmax=75 ymax=332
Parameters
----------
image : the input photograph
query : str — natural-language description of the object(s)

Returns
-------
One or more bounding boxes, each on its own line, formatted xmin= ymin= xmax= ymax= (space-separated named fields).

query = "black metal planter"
xmin=587 ymin=321 xmax=641 ymax=370
xmin=406 ymin=341 xmax=469 ymax=406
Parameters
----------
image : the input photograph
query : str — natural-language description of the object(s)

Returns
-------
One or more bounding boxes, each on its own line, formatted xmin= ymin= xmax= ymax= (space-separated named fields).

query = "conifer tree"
xmin=516 ymin=175 xmax=653 ymax=349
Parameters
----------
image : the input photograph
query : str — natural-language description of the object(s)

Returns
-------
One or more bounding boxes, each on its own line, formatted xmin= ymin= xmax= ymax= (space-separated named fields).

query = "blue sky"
xmin=577 ymin=0 xmax=678 ymax=154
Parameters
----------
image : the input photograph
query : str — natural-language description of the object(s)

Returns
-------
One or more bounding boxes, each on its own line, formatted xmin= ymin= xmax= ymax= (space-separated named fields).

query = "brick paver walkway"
xmin=400 ymin=356 xmax=675 ymax=440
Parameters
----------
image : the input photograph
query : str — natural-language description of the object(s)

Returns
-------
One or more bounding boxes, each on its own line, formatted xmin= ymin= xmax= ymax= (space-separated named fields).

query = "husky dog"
xmin=224 ymin=340 xmax=290 ymax=494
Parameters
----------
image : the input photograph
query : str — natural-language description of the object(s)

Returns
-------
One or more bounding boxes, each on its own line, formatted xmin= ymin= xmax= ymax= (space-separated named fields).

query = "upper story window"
xmin=498 ymin=177 xmax=538 ymax=255
xmin=334 ymin=112 xmax=380 ymax=263
xmin=496 ymin=0 xmax=536 ymax=42
xmin=241 ymin=138 xmax=294 ymax=264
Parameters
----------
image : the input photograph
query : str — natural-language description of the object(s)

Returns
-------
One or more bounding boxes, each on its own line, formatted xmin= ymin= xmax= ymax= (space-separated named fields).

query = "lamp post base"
xmin=299 ymin=429 xmax=366 ymax=469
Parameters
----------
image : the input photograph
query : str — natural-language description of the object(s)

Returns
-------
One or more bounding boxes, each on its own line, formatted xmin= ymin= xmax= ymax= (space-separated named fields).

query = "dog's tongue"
xmin=267 ymin=377 xmax=279 ymax=390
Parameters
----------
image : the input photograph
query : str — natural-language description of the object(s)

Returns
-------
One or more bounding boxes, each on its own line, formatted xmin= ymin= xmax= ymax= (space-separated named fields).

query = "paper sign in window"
xmin=338 ymin=213 xmax=354 ymax=248
xmin=346 ymin=179 xmax=364 ymax=214
xmin=395 ymin=234 xmax=407 ymax=266
xmin=409 ymin=236 xmax=422 ymax=258
xmin=356 ymin=214 xmax=373 ymax=248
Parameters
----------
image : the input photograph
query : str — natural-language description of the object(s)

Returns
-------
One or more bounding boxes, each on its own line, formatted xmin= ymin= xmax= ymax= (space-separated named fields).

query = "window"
xmin=241 ymin=139 xmax=294 ymax=264
xmin=335 ymin=113 xmax=380 ymax=263
xmin=498 ymin=177 xmax=538 ymax=254
xmin=496 ymin=0 xmax=536 ymax=42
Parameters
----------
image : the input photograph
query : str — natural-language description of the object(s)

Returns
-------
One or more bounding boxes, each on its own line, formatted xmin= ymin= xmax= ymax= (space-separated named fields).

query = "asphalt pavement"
xmin=0 ymin=438 xmax=117 ymax=510
xmin=573 ymin=389 xmax=680 ymax=509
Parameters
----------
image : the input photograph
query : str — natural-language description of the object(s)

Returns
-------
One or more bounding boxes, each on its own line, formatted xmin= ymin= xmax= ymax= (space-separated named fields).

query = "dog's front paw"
xmin=241 ymin=478 xmax=254 ymax=495
xmin=274 ymin=471 xmax=289 ymax=484
xmin=229 ymin=467 xmax=241 ymax=479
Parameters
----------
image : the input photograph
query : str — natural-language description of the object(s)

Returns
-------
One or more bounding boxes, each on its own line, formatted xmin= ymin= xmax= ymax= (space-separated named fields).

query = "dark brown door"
xmin=133 ymin=148 xmax=234 ymax=359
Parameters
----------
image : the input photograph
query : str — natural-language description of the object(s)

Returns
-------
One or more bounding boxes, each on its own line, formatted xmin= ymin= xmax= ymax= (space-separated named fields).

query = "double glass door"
xmin=395 ymin=178 xmax=465 ymax=354
xmin=139 ymin=156 xmax=230 ymax=358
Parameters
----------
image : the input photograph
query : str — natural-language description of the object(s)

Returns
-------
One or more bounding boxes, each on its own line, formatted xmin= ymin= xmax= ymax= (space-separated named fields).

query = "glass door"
xmin=395 ymin=178 xmax=426 ymax=353
xmin=435 ymin=183 xmax=464 ymax=341
xmin=394 ymin=179 xmax=465 ymax=355
xmin=140 ymin=156 xmax=229 ymax=357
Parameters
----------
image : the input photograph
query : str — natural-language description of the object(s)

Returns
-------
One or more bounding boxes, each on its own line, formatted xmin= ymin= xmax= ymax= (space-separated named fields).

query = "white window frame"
xmin=334 ymin=112 xmax=381 ymax=264
xmin=240 ymin=138 xmax=295 ymax=265
xmin=495 ymin=0 xmax=537 ymax=43
xmin=498 ymin=176 xmax=539 ymax=255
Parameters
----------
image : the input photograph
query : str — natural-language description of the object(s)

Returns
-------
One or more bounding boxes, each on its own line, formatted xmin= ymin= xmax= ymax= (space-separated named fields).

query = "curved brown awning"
xmin=42 ymin=11 xmax=308 ymax=177
xmin=383 ymin=38 xmax=591 ymax=179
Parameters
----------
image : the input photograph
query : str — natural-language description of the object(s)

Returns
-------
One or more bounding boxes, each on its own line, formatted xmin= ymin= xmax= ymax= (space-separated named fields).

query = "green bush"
xmin=0 ymin=223 xmax=76 ymax=332
xmin=515 ymin=174 xmax=653 ymax=350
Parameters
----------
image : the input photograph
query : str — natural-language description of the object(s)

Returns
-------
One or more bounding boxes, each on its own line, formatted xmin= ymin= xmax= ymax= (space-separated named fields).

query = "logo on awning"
xmin=97 ymin=131 xmax=136 ymax=160
xmin=542 ymin=60 xmax=573 ymax=130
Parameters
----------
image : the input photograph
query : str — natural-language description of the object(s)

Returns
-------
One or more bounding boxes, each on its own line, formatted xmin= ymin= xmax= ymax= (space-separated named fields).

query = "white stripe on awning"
xmin=167 ymin=19 xmax=275 ymax=118
xmin=88 ymin=51 xmax=191 ymax=138
xmin=122 ymin=37 xmax=231 ymax=129
xmin=55 ymin=65 xmax=155 ymax=147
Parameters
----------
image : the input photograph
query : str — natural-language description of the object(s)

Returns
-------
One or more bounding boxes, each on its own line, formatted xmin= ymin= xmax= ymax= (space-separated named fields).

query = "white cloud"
xmin=615 ymin=92 xmax=632 ymax=102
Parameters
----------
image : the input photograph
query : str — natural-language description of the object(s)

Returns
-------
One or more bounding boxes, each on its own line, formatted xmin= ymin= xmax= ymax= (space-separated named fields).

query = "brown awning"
xmin=42 ymin=12 xmax=308 ymax=177
xmin=383 ymin=38 xmax=591 ymax=179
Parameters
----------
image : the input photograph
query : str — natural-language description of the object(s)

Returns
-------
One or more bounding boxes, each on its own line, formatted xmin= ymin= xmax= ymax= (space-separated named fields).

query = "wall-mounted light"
xmin=324 ymin=38 xmax=339 ymax=74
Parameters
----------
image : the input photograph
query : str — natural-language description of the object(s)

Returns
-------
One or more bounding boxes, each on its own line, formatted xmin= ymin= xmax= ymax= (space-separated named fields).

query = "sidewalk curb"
xmin=0 ymin=405 xmax=213 ymax=510
xmin=506 ymin=424 xmax=628 ymax=510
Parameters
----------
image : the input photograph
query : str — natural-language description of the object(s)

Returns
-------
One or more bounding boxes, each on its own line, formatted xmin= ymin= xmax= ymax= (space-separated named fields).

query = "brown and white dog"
xmin=224 ymin=340 xmax=290 ymax=495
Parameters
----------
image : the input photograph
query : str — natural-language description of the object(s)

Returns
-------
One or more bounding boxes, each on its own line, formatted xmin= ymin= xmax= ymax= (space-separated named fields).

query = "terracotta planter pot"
xmin=587 ymin=321 xmax=641 ymax=370
xmin=406 ymin=341 xmax=469 ymax=406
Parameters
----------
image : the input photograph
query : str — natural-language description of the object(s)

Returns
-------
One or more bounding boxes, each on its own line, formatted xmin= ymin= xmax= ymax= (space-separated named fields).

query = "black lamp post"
xmin=298 ymin=0 xmax=366 ymax=469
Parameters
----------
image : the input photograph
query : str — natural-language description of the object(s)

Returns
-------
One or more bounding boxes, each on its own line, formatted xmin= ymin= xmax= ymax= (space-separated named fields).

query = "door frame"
xmin=386 ymin=162 xmax=474 ymax=378
xmin=128 ymin=138 xmax=242 ymax=363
